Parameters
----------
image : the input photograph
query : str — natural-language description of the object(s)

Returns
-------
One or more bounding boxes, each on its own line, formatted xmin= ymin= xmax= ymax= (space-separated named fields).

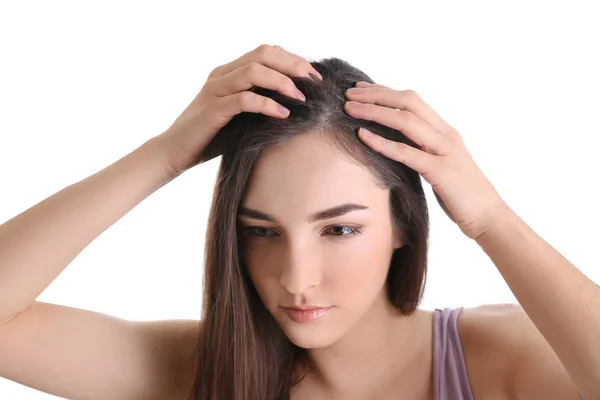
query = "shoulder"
xmin=455 ymin=303 xmax=517 ymax=399
xmin=457 ymin=303 xmax=581 ymax=400
xmin=136 ymin=318 xmax=201 ymax=399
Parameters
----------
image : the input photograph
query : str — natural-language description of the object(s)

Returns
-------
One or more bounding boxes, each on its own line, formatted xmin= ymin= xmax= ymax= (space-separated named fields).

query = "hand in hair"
xmin=344 ymin=82 xmax=510 ymax=240
xmin=155 ymin=44 xmax=322 ymax=174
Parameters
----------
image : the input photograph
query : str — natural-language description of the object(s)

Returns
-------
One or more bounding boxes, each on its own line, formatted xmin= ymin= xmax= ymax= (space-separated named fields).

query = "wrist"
xmin=474 ymin=205 xmax=518 ymax=243
xmin=140 ymin=136 xmax=184 ymax=181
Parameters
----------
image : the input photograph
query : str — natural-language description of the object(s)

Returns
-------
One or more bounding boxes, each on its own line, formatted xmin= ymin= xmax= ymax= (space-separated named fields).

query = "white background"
xmin=1 ymin=1 xmax=598 ymax=398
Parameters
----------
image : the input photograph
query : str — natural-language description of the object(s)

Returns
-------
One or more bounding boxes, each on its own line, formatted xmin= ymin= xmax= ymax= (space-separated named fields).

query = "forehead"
xmin=240 ymin=134 xmax=387 ymax=217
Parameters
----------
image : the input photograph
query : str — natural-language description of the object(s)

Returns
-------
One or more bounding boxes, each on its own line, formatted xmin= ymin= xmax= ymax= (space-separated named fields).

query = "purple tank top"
xmin=433 ymin=307 xmax=474 ymax=400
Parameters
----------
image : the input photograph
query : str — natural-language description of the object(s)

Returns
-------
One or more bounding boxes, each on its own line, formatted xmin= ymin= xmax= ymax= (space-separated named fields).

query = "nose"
xmin=279 ymin=242 xmax=322 ymax=295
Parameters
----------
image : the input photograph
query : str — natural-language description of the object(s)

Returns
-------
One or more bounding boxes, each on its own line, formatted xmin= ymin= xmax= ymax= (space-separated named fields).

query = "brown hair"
xmin=188 ymin=57 xmax=431 ymax=400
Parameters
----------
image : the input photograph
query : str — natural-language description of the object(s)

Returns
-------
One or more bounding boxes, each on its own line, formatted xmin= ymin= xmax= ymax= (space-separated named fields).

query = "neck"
xmin=297 ymin=290 xmax=432 ymax=397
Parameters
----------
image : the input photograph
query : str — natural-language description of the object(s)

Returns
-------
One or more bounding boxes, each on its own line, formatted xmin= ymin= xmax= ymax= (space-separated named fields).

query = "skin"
xmin=236 ymin=132 xmax=437 ymax=399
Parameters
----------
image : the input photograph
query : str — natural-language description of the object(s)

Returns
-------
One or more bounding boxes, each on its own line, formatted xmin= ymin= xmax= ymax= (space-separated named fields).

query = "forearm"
xmin=475 ymin=208 xmax=600 ymax=398
xmin=0 ymin=137 xmax=178 ymax=322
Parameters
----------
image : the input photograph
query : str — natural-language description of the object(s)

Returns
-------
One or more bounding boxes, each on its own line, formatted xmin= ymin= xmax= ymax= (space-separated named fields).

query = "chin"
xmin=283 ymin=327 xmax=338 ymax=349
xmin=275 ymin=313 xmax=343 ymax=349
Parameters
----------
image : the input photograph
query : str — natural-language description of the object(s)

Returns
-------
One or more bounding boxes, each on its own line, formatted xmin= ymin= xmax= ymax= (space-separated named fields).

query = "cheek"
xmin=244 ymin=266 xmax=279 ymax=309
xmin=325 ymin=240 xmax=391 ymax=290
xmin=242 ymin=250 xmax=280 ymax=303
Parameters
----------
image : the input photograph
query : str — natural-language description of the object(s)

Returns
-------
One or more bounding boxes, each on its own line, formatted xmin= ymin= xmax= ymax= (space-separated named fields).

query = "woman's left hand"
xmin=344 ymin=81 xmax=511 ymax=240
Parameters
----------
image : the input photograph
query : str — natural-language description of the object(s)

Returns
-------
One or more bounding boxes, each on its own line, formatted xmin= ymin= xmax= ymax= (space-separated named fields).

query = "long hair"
xmin=188 ymin=57 xmax=431 ymax=400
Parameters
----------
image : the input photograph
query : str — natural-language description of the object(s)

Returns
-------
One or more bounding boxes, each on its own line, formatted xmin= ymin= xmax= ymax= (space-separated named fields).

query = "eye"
xmin=240 ymin=225 xmax=363 ymax=239
xmin=325 ymin=226 xmax=363 ymax=237
xmin=241 ymin=226 xmax=277 ymax=238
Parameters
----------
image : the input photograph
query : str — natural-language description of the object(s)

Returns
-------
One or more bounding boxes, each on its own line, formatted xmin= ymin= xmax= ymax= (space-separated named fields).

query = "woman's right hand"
xmin=155 ymin=44 xmax=323 ymax=175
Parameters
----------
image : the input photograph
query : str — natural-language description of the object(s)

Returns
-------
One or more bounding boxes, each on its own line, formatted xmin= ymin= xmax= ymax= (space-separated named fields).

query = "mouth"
xmin=281 ymin=306 xmax=333 ymax=323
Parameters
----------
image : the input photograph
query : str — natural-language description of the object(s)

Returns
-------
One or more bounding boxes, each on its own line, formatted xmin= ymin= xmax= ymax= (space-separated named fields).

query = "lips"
xmin=282 ymin=306 xmax=333 ymax=323
xmin=284 ymin=305 xmax=328 ymax=311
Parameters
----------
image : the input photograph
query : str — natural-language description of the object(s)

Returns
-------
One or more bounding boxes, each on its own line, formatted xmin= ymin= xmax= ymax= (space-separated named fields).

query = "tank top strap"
xmin=432 ymin=307 xmax=475 ymax=400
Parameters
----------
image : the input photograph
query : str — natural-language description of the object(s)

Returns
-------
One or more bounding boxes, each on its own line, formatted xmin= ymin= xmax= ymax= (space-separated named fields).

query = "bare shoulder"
xmin=455 ymin=303 xmax=522 ymax=400
xmin=457 ymin=303 xmax=581 ymax=400
xmin=134 ymin=317 xmax=201 ymax=398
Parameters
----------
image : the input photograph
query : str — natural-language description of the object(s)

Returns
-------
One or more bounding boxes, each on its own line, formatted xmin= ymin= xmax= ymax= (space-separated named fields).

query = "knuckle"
xmin=208 ymin=65 xmax=222 ymax=78
xmin=393 ymin=141 xmax=406 ymax=154
xmin=448 ymin=126 xmax=461 ymax=138
xmin=256 ymin=44 xmax=273 ymax=58
xmin=264 ymin=97 xmax=274 ymax=109
xmin=403 ymin=89 xmax=419 ymax=102
xmin=245 ymin=61 xmax=262 ymax=76
xmin=362 ymin=86 xmax=378 ymax=97
xmin=237 ymin=91 xmax=254 ymax=108
xmin=293 ymin=58 xmax=307 ymax=75
xmin=201 ymin=78 xmax=214 ymax=93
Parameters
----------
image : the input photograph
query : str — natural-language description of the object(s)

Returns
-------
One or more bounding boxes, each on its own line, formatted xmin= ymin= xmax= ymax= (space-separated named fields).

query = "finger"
xmin=209 ymin=61 xmax=307 ymax=102
xmin=272 ymin=45 xmax=323 ymax=80
xmin=347 ymin=85 xmax=455 ymax=137
xmin=358 ymin=128 xmax=437 ymax=174
xmin=211 ymin=44 xmax=321 ymax=81
xmin=346 ymin=85 xmax=408 ymax=111
xmin=217 ymin=90 xmax=291 ymax=121
xmin=355 ymin=81 xmax=374 ymax=88
xmin=344 ymin=101 xmax=451 ymax=156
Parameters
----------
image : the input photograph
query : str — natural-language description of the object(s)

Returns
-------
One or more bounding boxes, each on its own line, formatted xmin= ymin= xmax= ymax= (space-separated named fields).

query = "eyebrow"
xmin=237 ymin=203 xmax=370 ymax=224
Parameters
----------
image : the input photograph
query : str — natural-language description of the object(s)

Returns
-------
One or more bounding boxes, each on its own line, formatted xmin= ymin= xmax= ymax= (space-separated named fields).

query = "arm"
xmin=0 ymin=136 xmax=178 ymax=322
xmin=475 ymin=208 xmax=600 ymax=400
xmin=0 ymin=300 xmax=199 ymax=400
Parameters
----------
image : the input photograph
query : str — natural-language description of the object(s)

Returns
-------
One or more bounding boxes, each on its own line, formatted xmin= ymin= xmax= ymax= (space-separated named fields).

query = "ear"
xmin=392 ymin=229 xmax=405 ymax=250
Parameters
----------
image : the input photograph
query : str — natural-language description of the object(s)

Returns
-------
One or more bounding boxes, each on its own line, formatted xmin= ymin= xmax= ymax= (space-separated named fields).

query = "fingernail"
xmin=359 ymin=128 xmax=374 ymax=137
xmin=278 ymin=105 xmax=290 ymax=116
xmin=311 ymin=70 xmax=323 ymax=80
xmin=294 ymin=89 xmax=306 ymax=102
xmin=347 ymin=87 xmax=366 ymax=94
xmin=355 ymin=81 xmax=371 ymax=88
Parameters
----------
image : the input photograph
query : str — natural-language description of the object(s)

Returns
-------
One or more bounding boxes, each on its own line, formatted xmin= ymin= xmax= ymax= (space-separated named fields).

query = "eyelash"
xmin=241 ymin=225 xmax=363 ymax=239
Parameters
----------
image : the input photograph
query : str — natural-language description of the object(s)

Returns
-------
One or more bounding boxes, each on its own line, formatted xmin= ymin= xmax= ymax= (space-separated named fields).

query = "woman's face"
xmin=237 ymin=133 xmax=404 ymax=349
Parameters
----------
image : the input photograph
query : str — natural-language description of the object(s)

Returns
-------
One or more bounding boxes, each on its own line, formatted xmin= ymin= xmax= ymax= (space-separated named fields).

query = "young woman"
xmin=0 ymin=44 xmax=594 ymax=400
